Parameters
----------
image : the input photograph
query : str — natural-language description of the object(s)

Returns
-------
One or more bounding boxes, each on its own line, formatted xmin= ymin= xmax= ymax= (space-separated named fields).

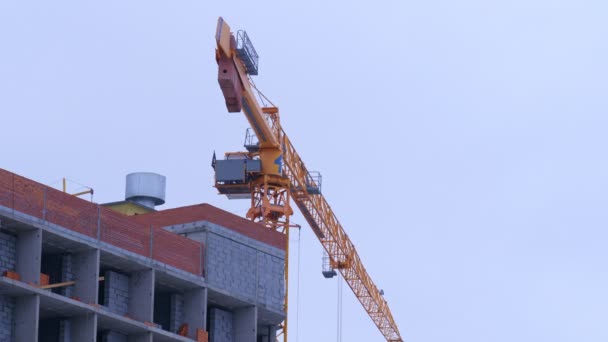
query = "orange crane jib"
xmin=212 ymin=16 xmax=404 ymax=342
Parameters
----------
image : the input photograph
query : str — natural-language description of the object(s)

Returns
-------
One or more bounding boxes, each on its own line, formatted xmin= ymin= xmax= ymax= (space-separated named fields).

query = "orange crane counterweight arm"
xmin=216 ymin=18 xmax=280 ymax=150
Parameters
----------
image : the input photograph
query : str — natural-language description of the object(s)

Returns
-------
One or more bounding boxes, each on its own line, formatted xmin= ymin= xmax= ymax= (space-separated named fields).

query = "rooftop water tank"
xmin=125 ymin=172 xmax=166 ymax=209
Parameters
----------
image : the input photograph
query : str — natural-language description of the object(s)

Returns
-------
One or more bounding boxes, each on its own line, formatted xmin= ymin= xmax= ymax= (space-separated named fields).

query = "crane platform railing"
xmin=236 ymin=30 xmax=259 ymax=76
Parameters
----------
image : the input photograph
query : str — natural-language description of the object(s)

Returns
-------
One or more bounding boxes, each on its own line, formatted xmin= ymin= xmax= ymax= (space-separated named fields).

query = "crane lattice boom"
xmin=280 ymin=128 xmax=403 ymax=341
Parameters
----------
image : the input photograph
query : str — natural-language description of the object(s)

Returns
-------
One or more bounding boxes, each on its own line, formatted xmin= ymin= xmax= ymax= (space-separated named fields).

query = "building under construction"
xmin=0 ymin=17 xmax=404 ymax=342
xmin=0 ymin=168 xmax=286 ymax=342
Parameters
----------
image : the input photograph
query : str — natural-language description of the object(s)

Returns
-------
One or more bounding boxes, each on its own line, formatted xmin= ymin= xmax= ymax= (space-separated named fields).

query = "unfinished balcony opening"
xmin=153 ymin=271 xmax=208 ymax=340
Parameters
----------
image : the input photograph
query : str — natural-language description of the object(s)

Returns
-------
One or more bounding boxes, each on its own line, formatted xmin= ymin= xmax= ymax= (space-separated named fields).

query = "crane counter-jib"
xmin=215 ymin=18 xmax=280 ymax=147
xmin=216 ymin=20 xmax=283 ymax=177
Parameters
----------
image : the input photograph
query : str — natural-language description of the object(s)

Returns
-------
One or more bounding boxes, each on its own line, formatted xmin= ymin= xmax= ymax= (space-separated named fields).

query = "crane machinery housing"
xmin=212 ymin=17 xmax=403 ymax=342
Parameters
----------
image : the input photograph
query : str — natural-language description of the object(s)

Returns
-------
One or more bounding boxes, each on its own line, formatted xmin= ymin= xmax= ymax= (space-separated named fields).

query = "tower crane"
xmin=212 ymin=17 xmax=403 ymax=342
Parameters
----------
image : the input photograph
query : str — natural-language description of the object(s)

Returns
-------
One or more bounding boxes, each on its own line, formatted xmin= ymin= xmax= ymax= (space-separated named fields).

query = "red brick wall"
xmin=0 ymin=169 xmax=13 ymax=209
xmin=46 ymin=186 xmax=98 ymax=238
xmin=100 ymin=206 xmax=151 ymax=256
xmin=152 ymin=228 xmax=202 ymax=275
xmin=132 ymin=204 xmax=287 ymax=250
xmin=0 ymin=168 xmax=205 ymax=276
xmin=12 ymin=174 xmax=44 ymax=219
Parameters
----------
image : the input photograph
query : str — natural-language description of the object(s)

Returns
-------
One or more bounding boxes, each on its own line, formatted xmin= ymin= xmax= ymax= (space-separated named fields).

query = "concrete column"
xmin=127 ymin=332 xmax=153 ymax=342
xmin=72 ymin=249 xmax=100 ymax=304
xmin=233 ymin=306 xmax=257 ymax=342
xmin=209 ymin=308 xmax=233 ymax=342
xmin=128 ymin=269 xmax=154 ymax=322
xmin=71 ymin=314 xmax=96 ymax=342
xmin=16 ymin=228 xmax=41 ymax=285
xmin=15 ymin=295 xmax=39 ymax=342
xmin=183 ymin=287 xmax=207 ymax=339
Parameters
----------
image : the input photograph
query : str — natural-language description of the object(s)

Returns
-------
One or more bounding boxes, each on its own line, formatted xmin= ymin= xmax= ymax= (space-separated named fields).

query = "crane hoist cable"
xmin=295 ymin=228 xmax=302 ymax=342
xmin=337 ymin=273 xmax=343 ymax=342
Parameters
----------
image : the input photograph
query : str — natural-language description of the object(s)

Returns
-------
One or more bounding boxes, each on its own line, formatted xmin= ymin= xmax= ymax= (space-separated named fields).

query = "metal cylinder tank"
xmin=125 ymin=172 xmax=166 ymax=209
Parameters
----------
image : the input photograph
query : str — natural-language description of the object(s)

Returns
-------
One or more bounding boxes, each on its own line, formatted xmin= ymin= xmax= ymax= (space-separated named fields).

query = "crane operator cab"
xmin=212 ymin=131 xmax=322 ymax=199
xmin=212 ymin=151 xmax=259 ymax=199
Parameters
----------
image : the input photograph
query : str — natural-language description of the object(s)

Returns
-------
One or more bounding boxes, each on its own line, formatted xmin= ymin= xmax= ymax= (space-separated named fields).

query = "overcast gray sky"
xmin=2 ymin=1 xmax=608 ymax=341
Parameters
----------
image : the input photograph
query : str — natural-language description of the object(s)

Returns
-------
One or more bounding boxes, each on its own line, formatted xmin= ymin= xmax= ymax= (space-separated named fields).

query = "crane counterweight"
xmin=217 ymin=53 xmax=242 ymax=112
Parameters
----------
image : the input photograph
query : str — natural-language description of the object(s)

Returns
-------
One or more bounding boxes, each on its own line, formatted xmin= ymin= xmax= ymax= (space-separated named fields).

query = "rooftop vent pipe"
xmin=125 ymin=172 xmax=166 ymax=209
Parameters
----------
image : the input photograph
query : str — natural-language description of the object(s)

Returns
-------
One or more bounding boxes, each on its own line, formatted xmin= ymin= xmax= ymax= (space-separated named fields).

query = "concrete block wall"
xmin=0 ymin=295 xmax=14 ymax=342
xmin=169 ymin=293 xmax=184 ymax=333
xmin=257 ymin=325 xmax=279 ymax=342
xmin=61 ymin=254 xmax=74 ymax=297
xmin=256 ymin=253 xmax=284 ymax=310
xmin=207 ymin=233 xmax=257 ymax=301
xmin=101 ymin=331 xmax=127 ymax=342
xmin=0 ymin=232 xmax=16 ymax=274
xmin=104 ymin=271 xmax=130 ymax=315
xmin=166 ymin=220 xmax=285 ymax=312
xmin=209 ymin=308 xmax=233 ymax=342
xmin=59 ymin=319 xmax=71 ymax=342
xmin=205 ymin=230 xmax=285 ymax=311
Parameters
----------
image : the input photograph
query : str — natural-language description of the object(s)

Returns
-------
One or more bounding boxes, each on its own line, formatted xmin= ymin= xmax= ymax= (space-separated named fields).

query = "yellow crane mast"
xmin=212 ymin=17 xmax=403 ymax=342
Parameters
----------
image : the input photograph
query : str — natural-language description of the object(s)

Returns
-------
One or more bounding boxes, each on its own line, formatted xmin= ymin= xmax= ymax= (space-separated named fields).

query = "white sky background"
xmin=1 ymin=1 xmax=608 ymax=341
